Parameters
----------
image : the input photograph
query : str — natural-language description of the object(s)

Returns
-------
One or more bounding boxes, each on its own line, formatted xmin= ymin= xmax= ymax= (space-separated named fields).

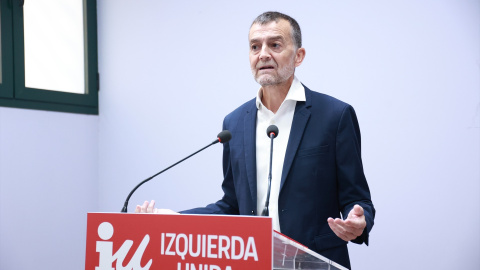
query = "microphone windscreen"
xmin=266 ymin=125 xmax=279 ymax=138
xmin=217 ymin=130 xmax=232 ymax=143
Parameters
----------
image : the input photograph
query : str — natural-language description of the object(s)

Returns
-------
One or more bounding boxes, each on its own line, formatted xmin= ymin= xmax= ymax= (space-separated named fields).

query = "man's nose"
xmin=259 ymin=46 xmax=271 ymax=61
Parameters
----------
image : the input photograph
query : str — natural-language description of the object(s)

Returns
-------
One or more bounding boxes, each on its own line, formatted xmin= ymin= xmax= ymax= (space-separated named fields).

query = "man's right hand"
xmin=134 ymin=200 xmax=179 ymax=214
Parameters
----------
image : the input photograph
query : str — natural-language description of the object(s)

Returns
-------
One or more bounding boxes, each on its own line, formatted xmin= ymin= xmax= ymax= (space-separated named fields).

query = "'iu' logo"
xmin=96 ymin=222 xmax=153 ymax=270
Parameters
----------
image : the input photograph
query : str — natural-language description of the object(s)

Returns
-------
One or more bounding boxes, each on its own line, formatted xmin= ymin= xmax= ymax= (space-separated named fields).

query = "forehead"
xmin=249 ymin=19 xmax=293 ymax=43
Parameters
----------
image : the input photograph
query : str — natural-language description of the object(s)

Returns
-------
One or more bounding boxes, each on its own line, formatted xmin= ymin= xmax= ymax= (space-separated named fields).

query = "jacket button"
xmin=251 ymin=210 xmax=255 ymax=215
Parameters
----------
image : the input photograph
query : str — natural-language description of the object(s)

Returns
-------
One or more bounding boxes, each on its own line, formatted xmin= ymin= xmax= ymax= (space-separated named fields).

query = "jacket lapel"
xmin=280 ymin=87 xmax=312 ymax=192
xmin=244 ymin=101 xmax=258 ymax=206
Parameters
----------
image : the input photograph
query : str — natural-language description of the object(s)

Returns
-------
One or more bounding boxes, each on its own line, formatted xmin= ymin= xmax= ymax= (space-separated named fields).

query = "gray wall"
xmin=0 ymin=0 xmax=478 ymax=269
xmin=0 ymin=108 xmax=98 ymax=269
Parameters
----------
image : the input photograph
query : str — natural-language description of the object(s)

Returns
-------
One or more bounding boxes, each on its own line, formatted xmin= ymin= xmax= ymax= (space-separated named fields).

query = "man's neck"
xmin=260 ymin=76 xmax=294 ymax=114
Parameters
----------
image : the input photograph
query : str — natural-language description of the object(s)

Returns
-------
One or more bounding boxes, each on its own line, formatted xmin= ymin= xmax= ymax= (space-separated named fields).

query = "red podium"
xmin=85 ymin=213 xmax=347 ymax=270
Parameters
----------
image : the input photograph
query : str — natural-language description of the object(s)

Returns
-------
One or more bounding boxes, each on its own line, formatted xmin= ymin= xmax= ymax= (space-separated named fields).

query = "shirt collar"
xmin=255 ymin=76 xmax=306 ymax=110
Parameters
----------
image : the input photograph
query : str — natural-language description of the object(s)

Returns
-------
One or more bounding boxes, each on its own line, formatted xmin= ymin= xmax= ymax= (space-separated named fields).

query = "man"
xmin=137 ymin=11 xmax=375 ymax=269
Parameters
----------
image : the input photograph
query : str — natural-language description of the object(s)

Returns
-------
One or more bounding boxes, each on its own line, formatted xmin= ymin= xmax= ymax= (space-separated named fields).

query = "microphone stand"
xmin=261 ymin=125 xmax=278 ymax=216
xmin=261 ymin=132 xmax=275 ymax=216
xmin=121 ymin=130 xmax=231 ymax=213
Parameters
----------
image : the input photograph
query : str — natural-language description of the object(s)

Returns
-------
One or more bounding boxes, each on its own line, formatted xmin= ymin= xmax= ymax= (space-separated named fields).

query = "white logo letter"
xmin=95 ymin=222 xmax=152 ymax=270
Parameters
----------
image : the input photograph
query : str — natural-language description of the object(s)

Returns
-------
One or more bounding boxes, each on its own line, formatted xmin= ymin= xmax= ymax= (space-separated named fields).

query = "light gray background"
xmin=0 ymin=0 xmax=478 ymax=269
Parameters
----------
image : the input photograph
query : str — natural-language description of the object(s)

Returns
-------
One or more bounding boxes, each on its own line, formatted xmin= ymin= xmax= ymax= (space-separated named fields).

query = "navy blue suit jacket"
xmin=182 ymin=86 xmax=375 ymax=269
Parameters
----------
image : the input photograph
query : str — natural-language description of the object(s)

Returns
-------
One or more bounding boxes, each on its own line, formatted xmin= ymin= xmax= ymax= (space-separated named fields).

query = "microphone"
xmin=266 ymin=125 xmax=279 ymax=138
xmin=261 ymin=125 xmax=279 ymax=216
xmin=217 ymin=130 xmax=232 ymax=143
xmin=120 ymin=130 xmax=232 ymax=213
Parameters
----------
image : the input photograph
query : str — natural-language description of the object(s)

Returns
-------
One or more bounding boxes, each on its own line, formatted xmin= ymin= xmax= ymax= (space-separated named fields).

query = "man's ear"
xmin=295 ymin=48 xmax=306 ymax=67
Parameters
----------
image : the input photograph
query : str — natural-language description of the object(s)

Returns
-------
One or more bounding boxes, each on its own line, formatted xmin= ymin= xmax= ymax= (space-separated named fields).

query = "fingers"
xmin=147 ymin=200 xmax=155 ymax=213
xmin=135 ymin=200 xmax=155 ymax=213
xmin=134 ymin=200 xmax=178 ymax=215
xmin=344 ymin=214 xmax=366 ymax=229
xmin=347 ymin=204 xmax=364 ymax=219
xmin=327 ymin=215 xmax=366 ymax=242
xmin=345 ymin=204 xmax=366 ymax=230
xmin=328 ymin=218 xmax=357 ymax=241
xmin=141 ymin=200 xmax=149 ymax=213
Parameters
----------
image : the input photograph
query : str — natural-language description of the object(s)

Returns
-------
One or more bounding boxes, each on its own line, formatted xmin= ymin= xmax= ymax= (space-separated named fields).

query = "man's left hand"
xmin=327 ymin=204 xmax=366 ymax=242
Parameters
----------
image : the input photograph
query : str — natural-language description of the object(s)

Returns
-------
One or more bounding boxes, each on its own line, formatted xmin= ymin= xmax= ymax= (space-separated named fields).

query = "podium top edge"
xmin=87 ymin=212 xmax=273 ymax=219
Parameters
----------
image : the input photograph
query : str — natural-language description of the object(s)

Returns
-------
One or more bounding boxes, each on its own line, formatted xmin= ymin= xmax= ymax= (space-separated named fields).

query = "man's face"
xmin=249 ymin=19 xmax=301 ymax=86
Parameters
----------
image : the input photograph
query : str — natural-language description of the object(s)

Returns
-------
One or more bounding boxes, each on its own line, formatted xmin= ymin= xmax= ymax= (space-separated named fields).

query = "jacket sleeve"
xmin=335 ymin=105 xmax=375 ymax=245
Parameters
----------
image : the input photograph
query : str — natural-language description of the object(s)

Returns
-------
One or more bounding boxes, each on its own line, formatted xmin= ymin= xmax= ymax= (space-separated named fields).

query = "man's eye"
xmin=251 ymin=45 xmax=258 ymax=50
xmin=272 ymin=43 xmax=280 ymax=48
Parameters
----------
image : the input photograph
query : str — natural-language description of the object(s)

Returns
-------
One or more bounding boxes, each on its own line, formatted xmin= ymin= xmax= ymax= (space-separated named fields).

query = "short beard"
xmin=252 ymin=61 xmax=295 ymax=86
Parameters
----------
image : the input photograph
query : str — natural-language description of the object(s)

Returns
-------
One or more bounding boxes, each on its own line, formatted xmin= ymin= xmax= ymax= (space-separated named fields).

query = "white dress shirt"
xmin=255 ymin=77 xmax=306 ymax=232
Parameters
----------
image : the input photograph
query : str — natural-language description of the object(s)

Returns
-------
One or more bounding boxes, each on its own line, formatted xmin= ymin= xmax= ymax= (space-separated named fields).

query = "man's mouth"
xmin=259 ymin=65 xmax=275 ymax=70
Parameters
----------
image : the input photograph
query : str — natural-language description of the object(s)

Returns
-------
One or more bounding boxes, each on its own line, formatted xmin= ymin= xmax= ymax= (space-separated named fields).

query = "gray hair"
xmin=251 ymin=11 xmax=302 ymax=49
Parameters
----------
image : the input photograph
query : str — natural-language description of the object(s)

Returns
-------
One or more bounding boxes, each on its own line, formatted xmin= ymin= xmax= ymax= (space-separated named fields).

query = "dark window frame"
xmin=0 ymin=0 xmax=98 ymax=115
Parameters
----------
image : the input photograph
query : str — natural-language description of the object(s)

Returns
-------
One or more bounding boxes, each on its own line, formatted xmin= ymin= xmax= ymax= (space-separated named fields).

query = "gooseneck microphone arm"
xmin=261 ymin=125 xmax=279 ymax=217
xmin=120 ymin=130 xmax=232 ymax=213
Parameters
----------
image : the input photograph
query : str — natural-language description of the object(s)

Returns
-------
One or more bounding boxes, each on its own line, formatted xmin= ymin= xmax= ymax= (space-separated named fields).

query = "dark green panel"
xmin=0 ymin=0 xmax=14 ymax=98
xmin=0 ymin=98 xmax=98 ymax=114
